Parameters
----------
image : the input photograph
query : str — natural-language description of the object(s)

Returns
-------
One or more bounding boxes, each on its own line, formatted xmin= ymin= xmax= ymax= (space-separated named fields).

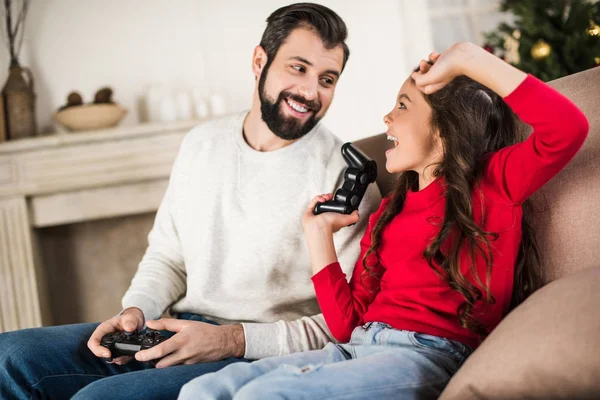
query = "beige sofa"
xmin=354 ymin=67 xmax=600 ymax=399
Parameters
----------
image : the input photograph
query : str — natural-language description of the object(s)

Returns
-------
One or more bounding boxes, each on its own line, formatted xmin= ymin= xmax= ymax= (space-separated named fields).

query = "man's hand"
xmin=87 ymin=307 xmax=145 ymax=365
xmin=135 ymin=319 xmax=245 ymax=368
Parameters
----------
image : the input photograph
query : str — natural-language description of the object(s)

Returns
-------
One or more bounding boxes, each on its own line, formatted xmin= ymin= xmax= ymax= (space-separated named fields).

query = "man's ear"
xmin=252 ymin=45 xmax=268 ymax=78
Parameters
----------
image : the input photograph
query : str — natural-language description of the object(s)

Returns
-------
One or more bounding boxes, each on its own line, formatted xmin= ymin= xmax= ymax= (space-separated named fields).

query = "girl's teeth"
xmin=386 ymin=135 xmax=398 ymax=141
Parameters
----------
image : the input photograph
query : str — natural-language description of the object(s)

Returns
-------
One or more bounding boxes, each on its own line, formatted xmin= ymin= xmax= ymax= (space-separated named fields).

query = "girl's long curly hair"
xmin=362 ymin=75 xmax=542 ymax=339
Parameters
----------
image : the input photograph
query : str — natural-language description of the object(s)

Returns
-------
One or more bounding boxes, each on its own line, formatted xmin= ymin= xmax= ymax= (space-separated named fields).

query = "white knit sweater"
xmin=122 ymin=112 xmax=381 ymax=359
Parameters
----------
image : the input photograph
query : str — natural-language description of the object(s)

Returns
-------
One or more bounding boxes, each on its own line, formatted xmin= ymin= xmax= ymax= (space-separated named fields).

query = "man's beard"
xmin=258 ymin=65 xmax=323 ymax=141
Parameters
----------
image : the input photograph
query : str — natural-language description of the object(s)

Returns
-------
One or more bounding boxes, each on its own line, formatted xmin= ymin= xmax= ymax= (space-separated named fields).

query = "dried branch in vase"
xmin=0 ymin=0 xmax=36 ymax=142
xmin=0 ymin=0 xmax=30 ymax=67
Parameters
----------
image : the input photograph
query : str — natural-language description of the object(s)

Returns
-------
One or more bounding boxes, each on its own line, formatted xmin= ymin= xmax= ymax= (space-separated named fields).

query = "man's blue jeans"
xmin=0 ymin=314 xmax=248 ymax=399
xmin=179 ymin=322 xmax=473 ymax=400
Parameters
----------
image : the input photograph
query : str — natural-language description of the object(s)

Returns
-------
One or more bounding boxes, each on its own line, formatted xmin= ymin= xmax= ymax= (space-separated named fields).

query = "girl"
xmin=178 ymin=42 xmax=588 ymax=399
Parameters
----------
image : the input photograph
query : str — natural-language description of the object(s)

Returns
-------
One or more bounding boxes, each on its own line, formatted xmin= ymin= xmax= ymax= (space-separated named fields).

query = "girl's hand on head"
xmin=302 ymin=194 xmax=360 ymax=236
xmin=411 ymin=42 xmax=480 ymax=94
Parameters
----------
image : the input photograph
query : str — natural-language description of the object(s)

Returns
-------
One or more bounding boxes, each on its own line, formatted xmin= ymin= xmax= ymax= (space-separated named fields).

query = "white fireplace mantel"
xmin=0 ymin=120 xmax=201 ymax=332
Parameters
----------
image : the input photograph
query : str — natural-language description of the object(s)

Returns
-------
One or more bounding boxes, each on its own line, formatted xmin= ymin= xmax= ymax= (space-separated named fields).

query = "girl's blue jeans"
xmin=179 ymin=322 xmax=473 ymax=400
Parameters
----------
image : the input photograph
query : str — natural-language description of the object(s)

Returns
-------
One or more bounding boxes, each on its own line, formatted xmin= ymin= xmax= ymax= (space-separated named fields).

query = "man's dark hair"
xmin=259 ymin=3 xmax=350 ymax=72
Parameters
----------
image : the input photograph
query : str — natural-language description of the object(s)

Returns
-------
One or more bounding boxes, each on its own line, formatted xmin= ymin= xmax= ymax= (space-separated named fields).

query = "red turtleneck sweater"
xmin=312 ymin=75 xmax=588 ymax=350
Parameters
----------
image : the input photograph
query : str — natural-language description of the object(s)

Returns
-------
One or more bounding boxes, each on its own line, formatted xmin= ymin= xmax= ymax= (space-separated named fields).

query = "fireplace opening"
xmin=36 ymin=212 xmax=155 ymax=326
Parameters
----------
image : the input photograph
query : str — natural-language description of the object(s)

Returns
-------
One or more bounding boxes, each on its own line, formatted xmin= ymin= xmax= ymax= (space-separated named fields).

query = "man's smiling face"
xmin=258 ymin=27 xmax=344 ymax=141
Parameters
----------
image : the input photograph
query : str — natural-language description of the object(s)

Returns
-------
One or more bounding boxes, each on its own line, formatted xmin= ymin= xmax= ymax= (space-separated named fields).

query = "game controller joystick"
xmin=314 ymin=142 xmax=377 ymax=215
xmin=100 ymin=329 xmax=167 ymax=362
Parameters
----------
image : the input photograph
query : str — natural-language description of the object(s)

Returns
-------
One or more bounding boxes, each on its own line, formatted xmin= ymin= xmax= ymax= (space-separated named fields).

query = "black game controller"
xmin=100 ymin=329 xmax=167 ymax=362
xmin=314 ymin=142 xmax=377 ymax=215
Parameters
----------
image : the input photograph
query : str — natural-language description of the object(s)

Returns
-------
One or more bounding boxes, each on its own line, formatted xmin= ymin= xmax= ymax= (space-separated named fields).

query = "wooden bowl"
xmin=55 ymin=103 xmax=127 ymax=131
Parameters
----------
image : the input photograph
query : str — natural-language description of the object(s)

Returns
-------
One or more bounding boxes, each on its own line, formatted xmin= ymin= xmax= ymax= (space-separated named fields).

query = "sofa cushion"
xmin=530 ymin=67 xmax=600 ymax=283
xmin=440 ymin=266 xmax=600 ymax=400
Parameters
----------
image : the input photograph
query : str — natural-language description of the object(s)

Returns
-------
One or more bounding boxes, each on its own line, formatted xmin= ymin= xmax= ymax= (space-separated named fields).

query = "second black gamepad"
xmin=314 ymin=142 xmax=377 ymax=215
xmin=100 ymin=329 xmax=167 ymax=362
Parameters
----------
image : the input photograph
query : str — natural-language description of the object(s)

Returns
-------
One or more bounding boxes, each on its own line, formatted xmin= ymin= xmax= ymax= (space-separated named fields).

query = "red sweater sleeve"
xmin=485 ymin=75 xmax=589 ymax=203
xmin=311 ymin=198 xmax=389 ymax=342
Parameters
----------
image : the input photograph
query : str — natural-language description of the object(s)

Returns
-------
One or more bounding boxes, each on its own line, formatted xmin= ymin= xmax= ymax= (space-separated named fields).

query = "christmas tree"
xmin=485 ymin=0 xmax=600 ymax=81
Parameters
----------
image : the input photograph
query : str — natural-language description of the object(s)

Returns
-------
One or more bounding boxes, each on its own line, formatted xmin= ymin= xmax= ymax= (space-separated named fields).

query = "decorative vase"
xmin=2 ymin=63 xmax=37 ymax=140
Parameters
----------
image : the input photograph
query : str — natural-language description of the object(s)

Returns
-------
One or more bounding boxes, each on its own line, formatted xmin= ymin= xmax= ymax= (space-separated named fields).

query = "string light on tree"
xmin=531 ymin=39 xmax=551 ymax=61
xmin=503 ymin=31 xmax=521 ymax=64
xmin=588 ymin=20 xmax=600 ymax=37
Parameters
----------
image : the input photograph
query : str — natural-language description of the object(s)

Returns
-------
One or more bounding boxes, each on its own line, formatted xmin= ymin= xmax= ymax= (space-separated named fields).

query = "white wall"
xmin=1 ymin=0 xmax=433 ymax=142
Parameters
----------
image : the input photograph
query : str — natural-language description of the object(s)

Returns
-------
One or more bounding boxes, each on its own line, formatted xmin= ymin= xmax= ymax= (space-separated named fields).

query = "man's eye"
xmin=320 ymin=77 xmax=334 ymax=86
xmin=292 ymin=65 xmax=305 ymax=73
